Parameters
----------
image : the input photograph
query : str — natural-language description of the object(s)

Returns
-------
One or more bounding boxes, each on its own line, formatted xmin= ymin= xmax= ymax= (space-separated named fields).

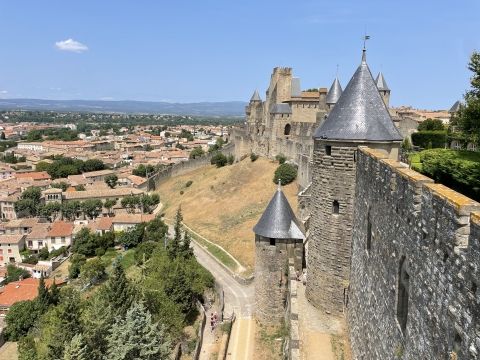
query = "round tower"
xmin=306 ymin=49 xmax=402 ymax=314
xmin=253 ymin=182 xmax=305 ymax=324
xmin=326 ymin=77 xmax=343 ymax=111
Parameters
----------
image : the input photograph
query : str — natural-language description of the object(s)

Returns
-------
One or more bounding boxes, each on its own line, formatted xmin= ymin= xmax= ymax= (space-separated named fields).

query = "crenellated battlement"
xmin=350 ymin=147 xmax=480 ymax=359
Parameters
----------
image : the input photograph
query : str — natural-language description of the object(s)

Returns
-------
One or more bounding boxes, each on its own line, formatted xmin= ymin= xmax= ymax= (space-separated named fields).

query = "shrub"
xmin=275 ymin=154 xmax=287 ymax=164
xmin=180 ymin=190 xmax=184 ymax=195
xmin=250 ymin=153 xmax=259 ymax=162
xmin=273 ymin=163 xmax=297 ymax=185
xmin=417 ymin=118 xmax=445 ymax=131
xmin=411 ymin=130 xmax=447 ymax=149
xmin=211 ymin=152 xmax=227 ymax=168
xmin=38 ymin=247 xmax=49 ymax=260
xmin=227 ymin=154 xmax=235 ymax=165
xmin=185 ymin=180 xmax=193 ymax=188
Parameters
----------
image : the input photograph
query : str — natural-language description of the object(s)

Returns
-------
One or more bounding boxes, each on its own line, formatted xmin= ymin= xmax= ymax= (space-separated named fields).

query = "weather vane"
xmin=363 ymin=34 xmax=370 ymax=50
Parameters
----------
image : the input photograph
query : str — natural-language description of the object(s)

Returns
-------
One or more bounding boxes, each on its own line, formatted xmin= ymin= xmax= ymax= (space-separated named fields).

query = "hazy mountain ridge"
xmin=0 ymin=98 xmax=247 ymax=116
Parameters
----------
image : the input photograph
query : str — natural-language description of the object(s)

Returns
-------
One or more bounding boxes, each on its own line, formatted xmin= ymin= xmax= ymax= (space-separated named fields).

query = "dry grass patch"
xmin=156 ymin=157 xmax=298 ymax=272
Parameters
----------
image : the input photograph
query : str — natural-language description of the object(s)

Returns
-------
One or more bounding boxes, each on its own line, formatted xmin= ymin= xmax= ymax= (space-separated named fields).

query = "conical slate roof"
xmin=375 ymin=72 xmax=390 ymax=91
xmin=326 ymin=78 xmax=343 ymax=105
xmin=449 ymin=100 xmax=461 ymax=113
xmin=250 ymin=90 xmax=261 ymax=102
xmin=253 ymin=184 xmax=305 ymax=240
xmin=313 ymin=51 xmax=403 ymax=142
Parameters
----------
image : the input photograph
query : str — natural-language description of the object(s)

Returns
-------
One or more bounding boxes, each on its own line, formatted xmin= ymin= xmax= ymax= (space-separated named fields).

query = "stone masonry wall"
xmin=348 ymin=147 xmax=480 ymax=359
xmin=255 ymin=235 xmax=303 ymax=324
xmin=306 ymin=141 xmax=358 ymax=314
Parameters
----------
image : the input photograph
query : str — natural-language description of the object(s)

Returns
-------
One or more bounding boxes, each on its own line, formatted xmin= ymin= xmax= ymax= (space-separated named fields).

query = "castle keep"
xmin=243 ymin=49 xmax=480 ymax=358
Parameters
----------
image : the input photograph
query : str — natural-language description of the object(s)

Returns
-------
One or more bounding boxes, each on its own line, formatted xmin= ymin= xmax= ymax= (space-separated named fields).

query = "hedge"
xmin=273 ymin=163 xmax=297 ymax=185
xmin=414 ymin=149 xmax=480 ymax=201
xmin=411 ymin=130 xmax=447 ymax=149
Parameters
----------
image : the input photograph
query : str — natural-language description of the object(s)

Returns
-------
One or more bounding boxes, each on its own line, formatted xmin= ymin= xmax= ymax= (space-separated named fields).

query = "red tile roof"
xmin=0 ymin=278 xmax=65 ymax=307
xmin=14 ymin=171 xmax=51 ymax=181
xmin=47 ymin=221 xmax=73 ymax=238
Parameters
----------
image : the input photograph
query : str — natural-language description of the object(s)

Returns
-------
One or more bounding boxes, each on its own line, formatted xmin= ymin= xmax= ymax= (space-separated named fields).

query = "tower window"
xmin=397 ymin=256 xmax=410 ymax=334
xmin=332 ymin=200 xmax=339 ymax=214
xmin=269 ymin=238 xmax=276 ymax=246
xmin=284 ymin=124 xmax=291 ymax=135
xmin=325 ymin=145 xmax=332 ymax=156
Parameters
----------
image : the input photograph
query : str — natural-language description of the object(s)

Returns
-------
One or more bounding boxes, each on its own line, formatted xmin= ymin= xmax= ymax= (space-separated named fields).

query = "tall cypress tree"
xmin=36 ymin=274 xmax=50 ymax=312
xmin=63 ymin=334 xmax=88 ymax=360
xmin=167 ymin=207 xmax=183 ymax=259
xmin=102 ymin=259 xmax=134 ymax=318
xmin=106 ymin=302 xmax=171 ymax=360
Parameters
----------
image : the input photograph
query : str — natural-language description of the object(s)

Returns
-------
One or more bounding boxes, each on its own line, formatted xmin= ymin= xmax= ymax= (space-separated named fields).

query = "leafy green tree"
xmin=417 ymin=118 xmax=445 ymax=131
xmin=134 ymin=241 xmax=159 ymax=265
xmin=210 ymin=152 xmax=227 ymax=167
xmin=82 ymin=159 xmax=106 ymax=172
xmin=50 ymin=280 xmax=60 ymax=306
xmin=4 ymin=264 xmax=31 ymax=284
xmin=76 ymin=184 xmax=86 ymax=191
xmin=38 ymin=247 xmax=49 ymax=260
xmin=144 ymin=216 xmax=168 ymax=242
xmin=63 ymin=334 xmax=89 ymax=360
xmin=37 ymin=274 xmax=50 ymax=312
xmin=118 ymin=224 xmax=145 ymax=248
xmin=106 ymin=302 xmax=171 ymax=360
xmin=40 ymin=202 xmax=62 ymax=221
xmin=250 ymin=153 xmax=259 ymax=162
xmin=18 ymin=335 xmax=38 ymax=360
xmin=121 ymin=195 xmax=140 ymax=213
xmin=4 ymin=300 xmax=39 ymax=340
xmin=80 ymin=257 xmax=106 ymax=286
xmin=44 ymin=288 xmax=83 ymax=359
xmin=140 ymin=193 xmax=160 ymax=213
xmin=69 ymin=254 xmax=87 ymax=278
xmin=105 ymin=174 xmax=118 ymax=189
xmin=275 ymin=154 xmax=287 ymax=164
xmin=273 ymin=163 xmax=297 ymax=185
xmin=81 ymin=199 xmax=103 ymax=219
xmin=104 ymin=198 xmax=117 ymax=215
xmin=62 ymin=201 xmax=81 ymax=221
xmin=227 ymin=154 xmax=235 ymax=165
xmin=401 ymin=137 xmax=413 ymax=151
xmin=15 ymin=186 xmax=42 ymax=217
xmin=51 ymin=181 xmax=69 ymax=191
xmin=189 ymin=147 xmax=204 ymax=159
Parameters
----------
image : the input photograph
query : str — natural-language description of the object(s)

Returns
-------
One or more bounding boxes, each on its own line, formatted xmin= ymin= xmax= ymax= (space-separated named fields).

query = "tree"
xmin=40 ymin=202 xmax=62 ymax=221
xmin=82 ymin=159 xmax=105 ymax=172
xmin=104 ymin=198 xmax=117 ymax=215
xmin=273 ymin=163 xmax=297 ymax=185
xmin=51 ymin=181 xmax=69 ymax=191
xmin=4 ymin=264 xmax=31 ymax=284
xmin=50 ymin=280 xmax=60 ymax=306
xmin=4 ymin=300 xmax=39 ymax=340
xmin=18 ymin=335 xmax=38 ymax=360
xmin=105 ymin=174 xmax=118 ymax=189
xmin=76 ymin=184 xmax=86 ymax=191
xmin=118 ymin=224 xmax=145 ymax=248
xmin=106 ymin=302 xmax=171 ymax=360
xmin=15 ymin=186 xmax=43 ymax=217
xmin=121 ymin=195 xmax=140 ymax=213
xmin=0 ymin=132 xmax=5 ymax=140
xmin=80 ymin=257 xmax=106 ymax=286
xmin=69 ymin=254 xmax=87 ymax=278
xmin=275 ymin=154 xmax=287 ymax=164
xmin=102 ymin=260 xmax=134 ymax=318
xmin=72 ymin=228 xmax=97 ymax=256
xmin=227 ymin=154 xmax=235 ymax=165
xmin=210 ymin=152 xmax=227 ymax=167
xmin=81 ymin=199 xmax=103 ymax=219
xmin=37 ymin=274 xmax=50 ymax=312
xmin=144 ymin=216 xmax=168 ymax=242
xmin=139 ymin=194 xmax=160 ymax=214
xmin=168 ymin=208 xmax=183 ymax=259
xmin=401 ymin=137 xmax=413 ymax=151
xmin=250 ymin=153 xmax=259 ymax=162
xmin=189 ymin=147 xmax=204 ymax=159
xmin=417 ymin=118 xmax=445 ymax=131
xmin=64 ymin=334 xmax=88 ymax=360
xmin=62 ymin=201 xmax=81 ymax=221
xmin=180 ymin=231 xmax=194 ymax=259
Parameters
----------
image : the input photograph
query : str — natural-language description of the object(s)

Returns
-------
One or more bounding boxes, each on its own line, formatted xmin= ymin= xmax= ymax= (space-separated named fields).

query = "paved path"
xmin=191 ymin=242 xmax=255 ymax=360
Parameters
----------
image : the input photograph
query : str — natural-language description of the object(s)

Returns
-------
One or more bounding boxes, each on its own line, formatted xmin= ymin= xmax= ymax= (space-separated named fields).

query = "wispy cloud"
xmin=100 ymin=96 xmax=114 ymax=101
xmin=55 ymin=38 xmax=88 ymax=53
xmin=0 ymin=90 xmax=7 ymax=94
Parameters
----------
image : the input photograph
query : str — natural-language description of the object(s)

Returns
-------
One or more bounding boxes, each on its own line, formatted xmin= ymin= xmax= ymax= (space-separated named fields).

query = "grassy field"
xmin=156 ymin=157 xmax=298 ymax=272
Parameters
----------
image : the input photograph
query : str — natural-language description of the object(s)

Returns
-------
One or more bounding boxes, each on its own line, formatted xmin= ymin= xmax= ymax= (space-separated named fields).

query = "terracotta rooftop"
xmin=0 ymin=234 xmax=25 ymax=244
xmin=14 ymin=171 xmax=51 ymax=181
xmin=63 ymin=187 xmax=144 ymax=200
xmin=0 ymin=278 xmax=65 ymax=307
xmin=112 ymin=213 xmax=155 ymax=224
xmin=26 ymin=223 xmax=51 ymax=240
xmin=47 ymin=221 xmax=74 ymax=238
xmin=96 ymin=217 xmax=114 ymax=230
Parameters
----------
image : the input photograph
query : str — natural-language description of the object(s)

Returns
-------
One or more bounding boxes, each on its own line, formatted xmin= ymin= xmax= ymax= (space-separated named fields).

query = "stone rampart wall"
xmin=348 ymin=147 xmax=480 ymax=360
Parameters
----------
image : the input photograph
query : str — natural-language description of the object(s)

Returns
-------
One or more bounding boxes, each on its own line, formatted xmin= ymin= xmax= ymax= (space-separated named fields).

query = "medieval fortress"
xmin=232 ymin=49 xmax=480 ymax=359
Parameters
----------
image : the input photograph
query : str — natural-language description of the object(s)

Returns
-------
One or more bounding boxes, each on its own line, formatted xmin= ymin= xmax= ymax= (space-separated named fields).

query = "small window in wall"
xmin=366 ymin=212 xmax=372 ymax=252
xmin=284 ymin=124 xmax=291 ymax=136
xmin=269 ymin=238 xmax=276 ymax=246
xmin=325 ymin=145 xmax=332 ymax=156
xmin=397 ymin=256 xmax=410 ymax=334
xmin=332 ymin=200 xmax=339 ymax=214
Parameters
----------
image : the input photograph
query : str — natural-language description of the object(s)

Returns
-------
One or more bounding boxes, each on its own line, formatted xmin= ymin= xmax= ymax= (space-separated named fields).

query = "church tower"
xmin=253 ymin=183 xmax=304 ymax=324
xmin=306 ymin=49 xmax=402 ymax=314
xmin=375 ymin=72 xmax=390 ymax=107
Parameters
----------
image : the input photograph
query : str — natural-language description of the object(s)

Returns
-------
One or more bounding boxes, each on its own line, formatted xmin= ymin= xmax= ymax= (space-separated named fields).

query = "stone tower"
xmin=246 ymin=90 xmax=264 ymax=135
xmin=306 ymin=49 xmax=403 ymax=314
xmin=375 ymin=72 xmax=390 ymax=107
xmin=326 ymin=77 xmax=343 ymax=110
xmin=253 ymin=183 xmax=304 ymax=324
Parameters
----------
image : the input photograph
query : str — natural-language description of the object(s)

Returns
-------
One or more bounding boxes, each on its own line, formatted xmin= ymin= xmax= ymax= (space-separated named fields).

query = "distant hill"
xmin=0 ymin=98 xmax=247 ymax=116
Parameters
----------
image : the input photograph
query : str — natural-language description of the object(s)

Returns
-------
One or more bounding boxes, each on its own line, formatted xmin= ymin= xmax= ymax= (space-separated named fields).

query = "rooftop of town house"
xmin=46 ymin=221 xmax=74 ymax=238
xmin=0 ymin=234 xmax=25 ymax=244
xmin=63 ymin=187 xmax=144 ymax=200
xmin=0 ymin=278 xmax=65 ymax=307
xmin=14 ymin=171 xmax=51 ymax=181
xmin=111 ymin=213 xmax=155 ymax=224
xmin=26 ymin=223 xmax=51 ymax=240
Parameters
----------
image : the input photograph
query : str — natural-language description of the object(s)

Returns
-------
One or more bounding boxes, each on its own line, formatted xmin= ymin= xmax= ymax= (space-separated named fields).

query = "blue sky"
xmin=0 ymin=0 xmax=478 ymax=109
